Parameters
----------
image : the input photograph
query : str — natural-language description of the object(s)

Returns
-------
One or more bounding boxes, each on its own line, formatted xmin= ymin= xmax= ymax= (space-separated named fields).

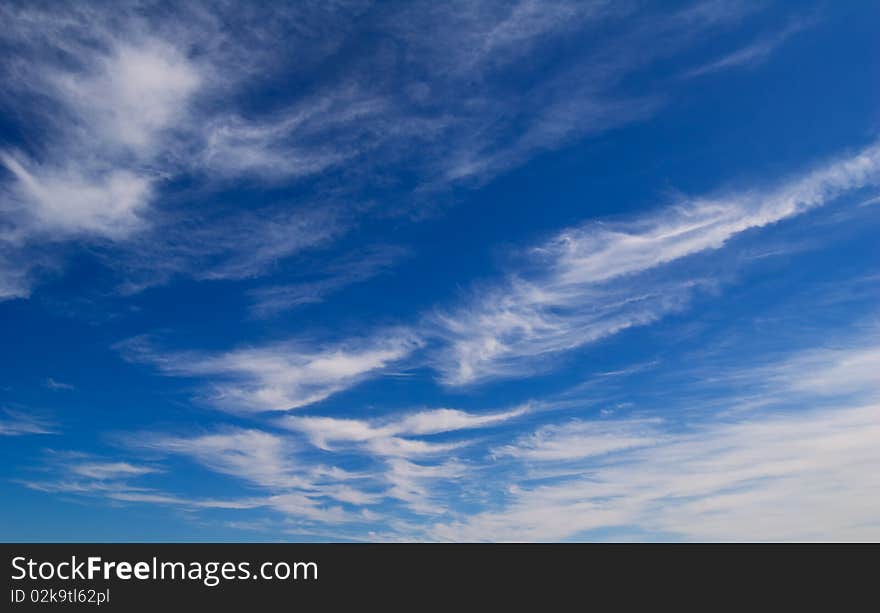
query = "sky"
xmin=0 ymin=0 xmax=878 ymax=542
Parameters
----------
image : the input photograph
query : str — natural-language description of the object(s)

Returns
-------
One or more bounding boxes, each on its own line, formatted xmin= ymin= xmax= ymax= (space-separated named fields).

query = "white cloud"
xmin=433 ymin=141 xmax=880 ymax=385
xmin=1 ymin=31 xmax=202 ymax=237
xmin=383 ymin=458 xmax=467 ymax=515
xmin=20 ymin=471 xmax=266 ymax=512
xmin=248 ymin=245 xmax=408 ymax=317
xmin=394 ymin=406 xmax=527 ymax=435
xmin=397 ymin=0 xmax=760 ymax=186
xmin=0 ymin=254 xmax=34 ymax=301
xmin=113 ymin=204 xmax=347 ymax=294
xmin=128 ymin=427 xmax=382 ymax=519
xmin=492 ymin=418 xmax=661 ymax=461
xmin=120 ymin=332 xmax=420 ymax=411
xmin=199 ymin=88 xmax=386 ymax=180
xmin=385 ymin=1 xmax=618 ymax=77
xmin=275 ymin=404 xmax=527 ymax=515
xmin=683 ymin=18 xmax=812 ymax=78
xmin=135 ymin=429 xmax=308 ymax=490
xmin=1 ymin=153 xmax=153 ymax=240
xmin=0 ymin=410 xmax=55 ymax=436
xmin=68 ymin=461 xmax=159 ymax=481
xmin=44 ymin=378 xmax=75 ymax=391
xmin=14 ymin=452 xmax=226 ymax=510
xmin=280 ymin=405 xmax=526 ymax=456
xmin=773 ymin=345 xmax=880 ymax=396
xmin=0 ymin=8 xmax=205 ymax=296
xmin=51 ymin=40 xmax=201 ymax=153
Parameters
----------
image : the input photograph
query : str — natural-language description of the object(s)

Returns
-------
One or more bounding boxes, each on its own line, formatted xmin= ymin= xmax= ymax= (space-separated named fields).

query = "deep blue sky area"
xmin=0 ymin=1 xmax=878 ymax=541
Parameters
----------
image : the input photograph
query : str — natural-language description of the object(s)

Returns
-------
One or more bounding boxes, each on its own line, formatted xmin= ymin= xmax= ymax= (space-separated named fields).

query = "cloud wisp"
xmin=0 ymin=410 xmax=55 ymax=436
xmin=682 ymin=17 xmax=813 ymax=78
xmin=119 ymin=332 xmax=422 ymax=412
xmin=279 ymin=405 xmax=527 ymax=457
xmin=431 ymin=141 xmax=880 ymax=385
xmin=247 ymin=245 xmax=409 ymax=318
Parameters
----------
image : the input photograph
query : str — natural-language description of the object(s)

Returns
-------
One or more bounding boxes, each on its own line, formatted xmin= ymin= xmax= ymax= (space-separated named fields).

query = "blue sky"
xmin=0 ymin=0 xmax=878 ymax=541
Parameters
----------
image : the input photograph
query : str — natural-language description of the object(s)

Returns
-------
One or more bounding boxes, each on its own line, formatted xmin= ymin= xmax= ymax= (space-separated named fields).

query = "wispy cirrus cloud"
xmin=67 ymin=460 xmax=160 ymax=481
xmin=197 ymin=87 xmax=390 ymax=182
xmin=112 ymin=202 xmax=348 ymax=293
xmin=119 ymin=332 xmax=421 ymax=412
xmin=279 ymin=405 xmax=527 ymax=457
xmin=0 ymin=10 xmax=206 ymax=245
xmin=44 ymin=378 xmax=75 ymax=391
xmin=20 ymin=452 xmax=164 ymax=499
xmin=127 ymin=427 xmax=425 ymax=518
xmin=132 ymin=429 xmax=324 ymax=491
xmin=1 ymin=154 xmax=154 ymax=241
xmin=768 ymin=345 xmax=880 ymax=397
xmin=682 ymin=17 xmax=813 ymax=78
xmin=248 ymin=244 xmax=408 ymax=317
xmin=491 ymin=418 xmax=662 ymax=462
xmin=431 ymin=141 xmax=880 ymax=385
xmin=0 ymin=410 xmax=55 ymax=436
xmin=0 ymin=5 xmax=205 ymax=296
xmin=20 ymin=457 xmax=264 ymax=512
xmin=21 ymin=444 xmax=363 ymax=521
